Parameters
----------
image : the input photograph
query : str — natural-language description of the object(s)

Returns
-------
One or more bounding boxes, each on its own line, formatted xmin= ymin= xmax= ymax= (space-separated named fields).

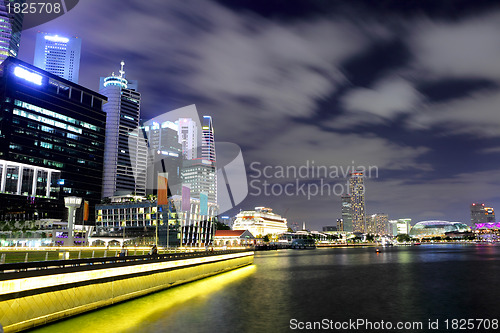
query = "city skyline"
xmin=13 ymin=0 xmax=500 ymax=229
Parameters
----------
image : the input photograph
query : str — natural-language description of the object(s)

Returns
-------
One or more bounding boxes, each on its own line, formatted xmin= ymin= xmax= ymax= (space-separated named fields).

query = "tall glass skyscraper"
xmin=0 ymin=0 xmax=24 ymax=64
xmin=341 ymin=194 xmax=353 ymax=232
xmin=0 ymin=57 xmax=107 ymax=222
xmin=349 ymin=171 xmax=366 ymax=233
xmin=99 ymin=62 xmax=146 ymax=198
xmin=33 ymin=32 xmax=81 ymax=84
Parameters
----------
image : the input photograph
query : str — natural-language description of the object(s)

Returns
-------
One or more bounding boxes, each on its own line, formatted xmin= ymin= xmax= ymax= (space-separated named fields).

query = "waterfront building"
xmin=368 ymin=213 xmax=388 ymax=235
xmin=409 ymin=220 xmax=470 ymax=238
xmin=341 ymin=194 xmax=352 ymax=232
xmin=214 ymin=229 xmax=254 ymax=247
xmin=100 ymin=62 xmax=146 ymax=198
xmin=470 ymin=203 xmax=487 ymax=225
xmin=0 ymin=57 xmax=106 ymax=222
xmin=95 ymin=194 xmax=218 ymax=247
xmin=33 ymin=32 xmax=81 ymax=84
xmin=232 ymin=207 xmax=288 ymax=237
xmin=177 ymin=118 xmax=197 ymax=160
xmin=349 ymin=172 xmax=365 ymax=233
xmin=0 ymin=0 xmax=23 ymax=64
xmin=388 ymin=218 xmax=412 ymax=236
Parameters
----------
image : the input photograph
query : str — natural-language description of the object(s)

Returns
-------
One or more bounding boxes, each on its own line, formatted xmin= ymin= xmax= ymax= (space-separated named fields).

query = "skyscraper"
xmin=0 ymin=0 xmax=24 ymax=64
xmin=177 ymin=118 xmax=197 ymax=160
xmin=100 ymin=61 xmax=146 ymax=198
xmin=33 ymin=32 xmax=81 ymax=84
xmin=341 ymin=194 xmax=352 ymax=232
xmin=144 ymin=120 xmax=183 ymax=196
xmin=182 ymin=159 xmax=217 ymax=203
xmin=202 ymin=116 xmax=215 ymax=163
xmin=349 ymin=171 xmax=365 ymax=233
xmin=470 ymin=203 xmax=487 ymax=225
xmin=368 ymin=213 xmax=389 ymax=235
xmin=0 ymin=57 xmax=106 ymax=222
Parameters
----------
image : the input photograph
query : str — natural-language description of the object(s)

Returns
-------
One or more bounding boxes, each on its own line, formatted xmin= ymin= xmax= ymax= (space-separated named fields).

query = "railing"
xmin=0 ymin=249 xmax=253 ymax=280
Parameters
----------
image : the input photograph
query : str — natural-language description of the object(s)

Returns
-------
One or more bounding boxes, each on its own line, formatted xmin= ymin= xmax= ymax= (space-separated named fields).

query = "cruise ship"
xmin=232 ymin=207 xmax=288 ymax=237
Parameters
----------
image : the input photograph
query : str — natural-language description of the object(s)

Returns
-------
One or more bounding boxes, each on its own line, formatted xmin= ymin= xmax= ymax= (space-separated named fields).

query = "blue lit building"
xmin=0 ymin=57 xmax=107 ymax=222
xmin=0 ymin=0 xmax=24 ymax=64
xmin=33 ymin=32 xmax=81 ymax=84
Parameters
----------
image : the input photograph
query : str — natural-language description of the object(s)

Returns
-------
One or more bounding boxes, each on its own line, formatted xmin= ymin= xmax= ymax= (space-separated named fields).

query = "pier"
xmin=0 ymin=249 xmax=253 ymax=332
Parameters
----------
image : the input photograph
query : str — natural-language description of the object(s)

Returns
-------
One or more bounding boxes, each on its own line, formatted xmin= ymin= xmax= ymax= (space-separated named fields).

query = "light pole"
xmin=64 ymin=196 xmax=82 ymax=247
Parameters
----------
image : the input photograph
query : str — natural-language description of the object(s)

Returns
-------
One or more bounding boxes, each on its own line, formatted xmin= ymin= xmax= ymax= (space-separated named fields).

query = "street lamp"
xmin=65 ymin=196 xmax=82 ymax=247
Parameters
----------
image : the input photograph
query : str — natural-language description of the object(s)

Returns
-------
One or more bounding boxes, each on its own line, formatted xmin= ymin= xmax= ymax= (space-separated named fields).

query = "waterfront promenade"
xmin=0 ymin=249 xmax=254 ymax=332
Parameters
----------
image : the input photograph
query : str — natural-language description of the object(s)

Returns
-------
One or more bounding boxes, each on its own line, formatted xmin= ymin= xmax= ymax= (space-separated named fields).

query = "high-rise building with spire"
xmin=33 ymin=32 xmax=81 ymax=83
xmin=0 ymin=0 xmax=24 ymax=64
xmin=349 ymin=171 xmax=366 ymax=233
xmin=99 ymin=61 xmax=146 ymax=198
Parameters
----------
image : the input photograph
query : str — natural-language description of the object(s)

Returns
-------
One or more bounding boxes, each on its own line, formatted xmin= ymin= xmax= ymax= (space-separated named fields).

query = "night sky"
xmin=17 ymin=0 xmax=500 ymax=229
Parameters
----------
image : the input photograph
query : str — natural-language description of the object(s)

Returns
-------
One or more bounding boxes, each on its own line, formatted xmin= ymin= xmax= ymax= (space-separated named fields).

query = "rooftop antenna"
xmin=119 ymin=60 xmax=125 ymax=78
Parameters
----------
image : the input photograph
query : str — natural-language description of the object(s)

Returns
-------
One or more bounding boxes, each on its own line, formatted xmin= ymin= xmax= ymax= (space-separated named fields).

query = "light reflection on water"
xmin=28 ymin=244 xmax=500 ymax=333
xmin=28 ymin=265 xmax=256 ymax=333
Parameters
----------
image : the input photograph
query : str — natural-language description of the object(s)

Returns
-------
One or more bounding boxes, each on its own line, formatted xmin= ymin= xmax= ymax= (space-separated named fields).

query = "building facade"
xmin=349 ymin=172 xmax=365 ymax=233
xmin=181 ymin=159 xmax=217 ymax=203
xmin=143 ymin=120 xmax=183 ymax=196
xmin=0 ymin=0 xmax=23 ymax=64
xmin=470 ymin=203 xmax=487 ymax=225
xmin=177 ymin=118 xmax=197 ymax=160
xmin=232 ymin=207 xmax=288 ymax=237
xmin=95 ymin=194 xmax=217 ymax=247
xmin=0 ymin=57 xmax=107 ymax=222
xmin=367 ymin=213 xmax=388 ymax=235
xmin=33 ymin=32 xmax=81 ymax=84
xmin=341 ymin=194 xmax=352 ymax=232
xmin=100 ymin=62 xmax=146 ymax=198
xmin=388 ymin=218 xmax=412 ymax=236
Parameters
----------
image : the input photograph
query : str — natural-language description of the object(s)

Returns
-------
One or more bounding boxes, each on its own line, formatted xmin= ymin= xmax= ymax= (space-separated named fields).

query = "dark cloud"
xmin=16 ymin=0 xmax=500 ymax=228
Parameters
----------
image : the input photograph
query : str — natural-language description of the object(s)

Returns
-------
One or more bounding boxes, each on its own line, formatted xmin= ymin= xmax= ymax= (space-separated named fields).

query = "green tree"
xmin=215 ymin=221 xmax=230 ymax=230
xmin=366 ymin=234 xmax=375 ymax=242
xmin=397 ymin=234 xmax=411 ymax=242
xmin=263 ymin=234 xmax=270 ymax=242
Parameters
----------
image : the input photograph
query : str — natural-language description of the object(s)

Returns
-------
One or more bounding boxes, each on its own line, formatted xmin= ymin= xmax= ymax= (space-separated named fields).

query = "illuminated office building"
xmin=182 ymin=159 xmax=217 ymax=202
xmin=0 ymin=0 xmax=24 ymax=64
xmin=341 ymin=194 xmax=352 ymax=232
xmin=485 ymin=207 xmax=495 ymax=222
xmin=367 ymin=213 xmax=388 ymax=235
xmin=99 ymin=61 xmax=146 ymax=198
xmin=470 ymin=203 xmax=487 ymax=225
xmin=349 ymin=172 xmax=365 ymax=233
xmin=202 ymin=116 xmax=215 ymax=163
xmin=33 ymin=32 xmax=81 ymax=83
xmin=177 ymin=118 xmax=197 ymax=160
xmin=0 ymin=57 xmax=107 ymax=222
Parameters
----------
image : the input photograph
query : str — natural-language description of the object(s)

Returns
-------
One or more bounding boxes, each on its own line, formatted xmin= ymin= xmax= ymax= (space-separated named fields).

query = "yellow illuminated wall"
xmin=0 ymin=252 xmax=253 ymax=333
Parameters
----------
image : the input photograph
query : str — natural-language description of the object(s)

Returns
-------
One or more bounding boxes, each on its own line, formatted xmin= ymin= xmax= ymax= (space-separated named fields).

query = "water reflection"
xmin=28 ymin=265 xmax=256 ymax=333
